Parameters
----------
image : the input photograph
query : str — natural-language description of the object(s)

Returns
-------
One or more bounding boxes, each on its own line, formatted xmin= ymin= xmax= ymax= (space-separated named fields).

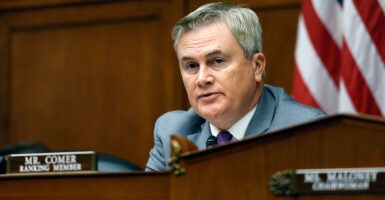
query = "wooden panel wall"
xmin=0 ymin=0 xmax=302 ymax=168
xmin=0 ymin=0 xmax=185 ymax=167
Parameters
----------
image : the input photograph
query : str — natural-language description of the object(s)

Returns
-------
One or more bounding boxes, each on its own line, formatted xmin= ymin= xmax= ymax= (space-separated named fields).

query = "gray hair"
xmin=171 ymin=2 xmax=262 ymax=59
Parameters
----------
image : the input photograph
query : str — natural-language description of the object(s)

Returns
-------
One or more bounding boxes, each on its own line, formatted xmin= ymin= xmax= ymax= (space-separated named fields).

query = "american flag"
xmin=292 ymin=0 xmax=385 ymax=117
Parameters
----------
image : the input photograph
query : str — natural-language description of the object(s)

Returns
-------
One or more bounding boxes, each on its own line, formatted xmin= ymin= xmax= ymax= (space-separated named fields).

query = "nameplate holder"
xmin=296 ymin=167 xmax=385 ymax=194
xmin=5 ymin=151 xmax=97 ymax=174
xmin=270 ymin=167 xmax=385 ymax=196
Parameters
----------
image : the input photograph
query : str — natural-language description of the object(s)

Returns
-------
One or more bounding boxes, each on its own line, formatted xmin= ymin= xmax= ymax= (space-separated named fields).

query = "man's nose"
xmin=196 ymin=66 xmax=214 ymax=87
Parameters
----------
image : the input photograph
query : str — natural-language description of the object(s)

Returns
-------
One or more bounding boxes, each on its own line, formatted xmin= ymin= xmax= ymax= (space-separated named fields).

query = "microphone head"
xmin=206 ymin=135 xmax=218 ymax=148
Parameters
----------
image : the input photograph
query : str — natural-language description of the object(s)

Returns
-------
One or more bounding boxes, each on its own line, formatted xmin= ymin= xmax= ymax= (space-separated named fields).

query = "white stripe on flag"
xmin=295 ymin=16 xmax=339 ymax=113
xmin=344 ymin=0 xmax=385 ymax=115
xmin=338 ymin=79 xmax=357 ymax=114
xmin=312 ymin=0 xmax=343 ymax=47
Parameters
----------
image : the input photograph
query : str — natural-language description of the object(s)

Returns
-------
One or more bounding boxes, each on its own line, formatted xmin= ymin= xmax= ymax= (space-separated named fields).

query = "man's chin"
xmin=196 ymin=110 xmax=222 ymax=121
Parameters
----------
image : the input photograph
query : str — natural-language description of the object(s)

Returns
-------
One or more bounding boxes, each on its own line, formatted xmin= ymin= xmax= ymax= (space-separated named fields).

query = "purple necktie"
xmin=217 ymin=130 xmax=233 ymax=144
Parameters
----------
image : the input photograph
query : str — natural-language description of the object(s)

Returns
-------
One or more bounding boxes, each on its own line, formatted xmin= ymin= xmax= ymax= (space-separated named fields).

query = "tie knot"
xmin=217 ymin=130 xmax=233 ymax=144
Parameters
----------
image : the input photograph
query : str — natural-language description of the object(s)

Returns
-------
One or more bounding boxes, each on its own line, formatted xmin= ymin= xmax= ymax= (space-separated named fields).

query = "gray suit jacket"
xmin=145 ymin=84 xmax=326 ymax=171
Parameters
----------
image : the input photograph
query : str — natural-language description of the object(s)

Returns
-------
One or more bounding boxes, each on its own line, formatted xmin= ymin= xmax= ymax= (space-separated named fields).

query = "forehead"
xmin=176 ymin=22 xmax=240 ymax=59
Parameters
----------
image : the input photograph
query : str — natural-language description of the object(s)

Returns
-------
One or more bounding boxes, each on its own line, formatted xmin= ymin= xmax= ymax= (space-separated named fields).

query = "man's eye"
xmin=210 ymin=58 xmax=226 ymax=69
xmin=184 ymin=63 xmax=199 ymax=74
xmin=213 ymin=58 xmax=224 ymax=64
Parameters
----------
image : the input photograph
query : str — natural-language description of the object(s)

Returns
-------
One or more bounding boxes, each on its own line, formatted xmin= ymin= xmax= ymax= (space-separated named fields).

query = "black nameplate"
xmin=297 ymin=168 xmax=385 ymax=193
xmin=5 ymin=151 xmax=97 ymax=174
xmin=270 ymin=167 xmax=385 ymax=196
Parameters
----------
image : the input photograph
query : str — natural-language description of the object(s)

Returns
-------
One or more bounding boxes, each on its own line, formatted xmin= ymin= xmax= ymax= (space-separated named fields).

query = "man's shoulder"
xmin=155 ymin=108 xmax=206 ymax=135
xmin=263 ymin=84 xmax=326 ymax=126
xmin=157 ymin=108 xmax=201 ymax=123
xmin=263 ymin=84 xmax=291 ymax=98
xmin=264 ymin=84 xmax=324 ymax=112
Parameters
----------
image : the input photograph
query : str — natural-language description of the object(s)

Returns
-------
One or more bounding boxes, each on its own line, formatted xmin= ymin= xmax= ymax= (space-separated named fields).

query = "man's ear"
xmin=252 ymin=53 xmax=266 ymax=82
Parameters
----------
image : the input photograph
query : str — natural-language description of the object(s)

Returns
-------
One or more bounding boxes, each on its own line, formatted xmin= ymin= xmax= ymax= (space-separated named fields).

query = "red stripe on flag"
xmin=353 ymin=0 xmax=385 ymax=65
xmin=340 ymin=40 xmax=382 ymax=116
xmin=302 ymin=0 xmax=340 ymax=87
xmin=292 ymin=63 xmax=321 ymax=109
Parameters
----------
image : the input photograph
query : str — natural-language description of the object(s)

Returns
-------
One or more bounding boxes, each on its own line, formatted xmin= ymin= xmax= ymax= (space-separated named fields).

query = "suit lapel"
xmin=245 ymin=86 xmax=277 ymax=137
xmin=187 ymin=121 xmax=211 ymax=150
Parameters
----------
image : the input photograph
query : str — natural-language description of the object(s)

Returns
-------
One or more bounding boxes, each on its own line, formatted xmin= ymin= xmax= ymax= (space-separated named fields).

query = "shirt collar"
xmin=210 ymin=104 xmax=257 ymax=140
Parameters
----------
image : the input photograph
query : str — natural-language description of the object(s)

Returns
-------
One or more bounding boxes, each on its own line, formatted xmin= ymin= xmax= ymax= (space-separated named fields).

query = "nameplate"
xmin=5 ymin=151 xmax=97 ymax=174
xmin=270 ymin=167 xmax=385 ymax=196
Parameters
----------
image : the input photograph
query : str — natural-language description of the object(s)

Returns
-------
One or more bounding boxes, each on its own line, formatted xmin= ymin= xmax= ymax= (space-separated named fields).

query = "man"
xmin=146 ymin=2 xmax=325 ymax=171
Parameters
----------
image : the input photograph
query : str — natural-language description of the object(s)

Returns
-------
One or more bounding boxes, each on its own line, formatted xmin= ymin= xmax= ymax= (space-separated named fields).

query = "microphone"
xmin=206 ymin=135 xmax=218 ymax=148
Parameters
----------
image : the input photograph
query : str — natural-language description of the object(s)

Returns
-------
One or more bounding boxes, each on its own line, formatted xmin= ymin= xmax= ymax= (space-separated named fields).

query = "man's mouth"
xmin=198 ymin=92 xmax=220 ymax=101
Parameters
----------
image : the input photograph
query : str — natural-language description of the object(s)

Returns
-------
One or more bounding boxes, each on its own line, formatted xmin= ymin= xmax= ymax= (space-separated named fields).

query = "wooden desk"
xmin=2 ymin=114 xmax=385 ymax=199
xmin=169 ymin=114 xmax=385 ymax=200
xmin=0 ymin=172 xmax=169 ymax=200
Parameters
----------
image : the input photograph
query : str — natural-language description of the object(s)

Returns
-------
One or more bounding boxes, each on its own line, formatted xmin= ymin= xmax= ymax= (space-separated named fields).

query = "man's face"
xmin=176 ymin=22 xmax=265 ymax=129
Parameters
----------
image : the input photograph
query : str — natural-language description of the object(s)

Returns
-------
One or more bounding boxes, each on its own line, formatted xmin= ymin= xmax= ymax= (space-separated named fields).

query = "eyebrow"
xmin=206 ymin=50 xmax=223 ymax=57
xmin=180 ymin=49 xmax=224 ymax=61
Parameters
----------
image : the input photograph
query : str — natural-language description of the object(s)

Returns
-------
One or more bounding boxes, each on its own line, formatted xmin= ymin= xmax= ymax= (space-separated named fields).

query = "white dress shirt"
xmin=210 ymin=105 xmax=257 ymax=141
